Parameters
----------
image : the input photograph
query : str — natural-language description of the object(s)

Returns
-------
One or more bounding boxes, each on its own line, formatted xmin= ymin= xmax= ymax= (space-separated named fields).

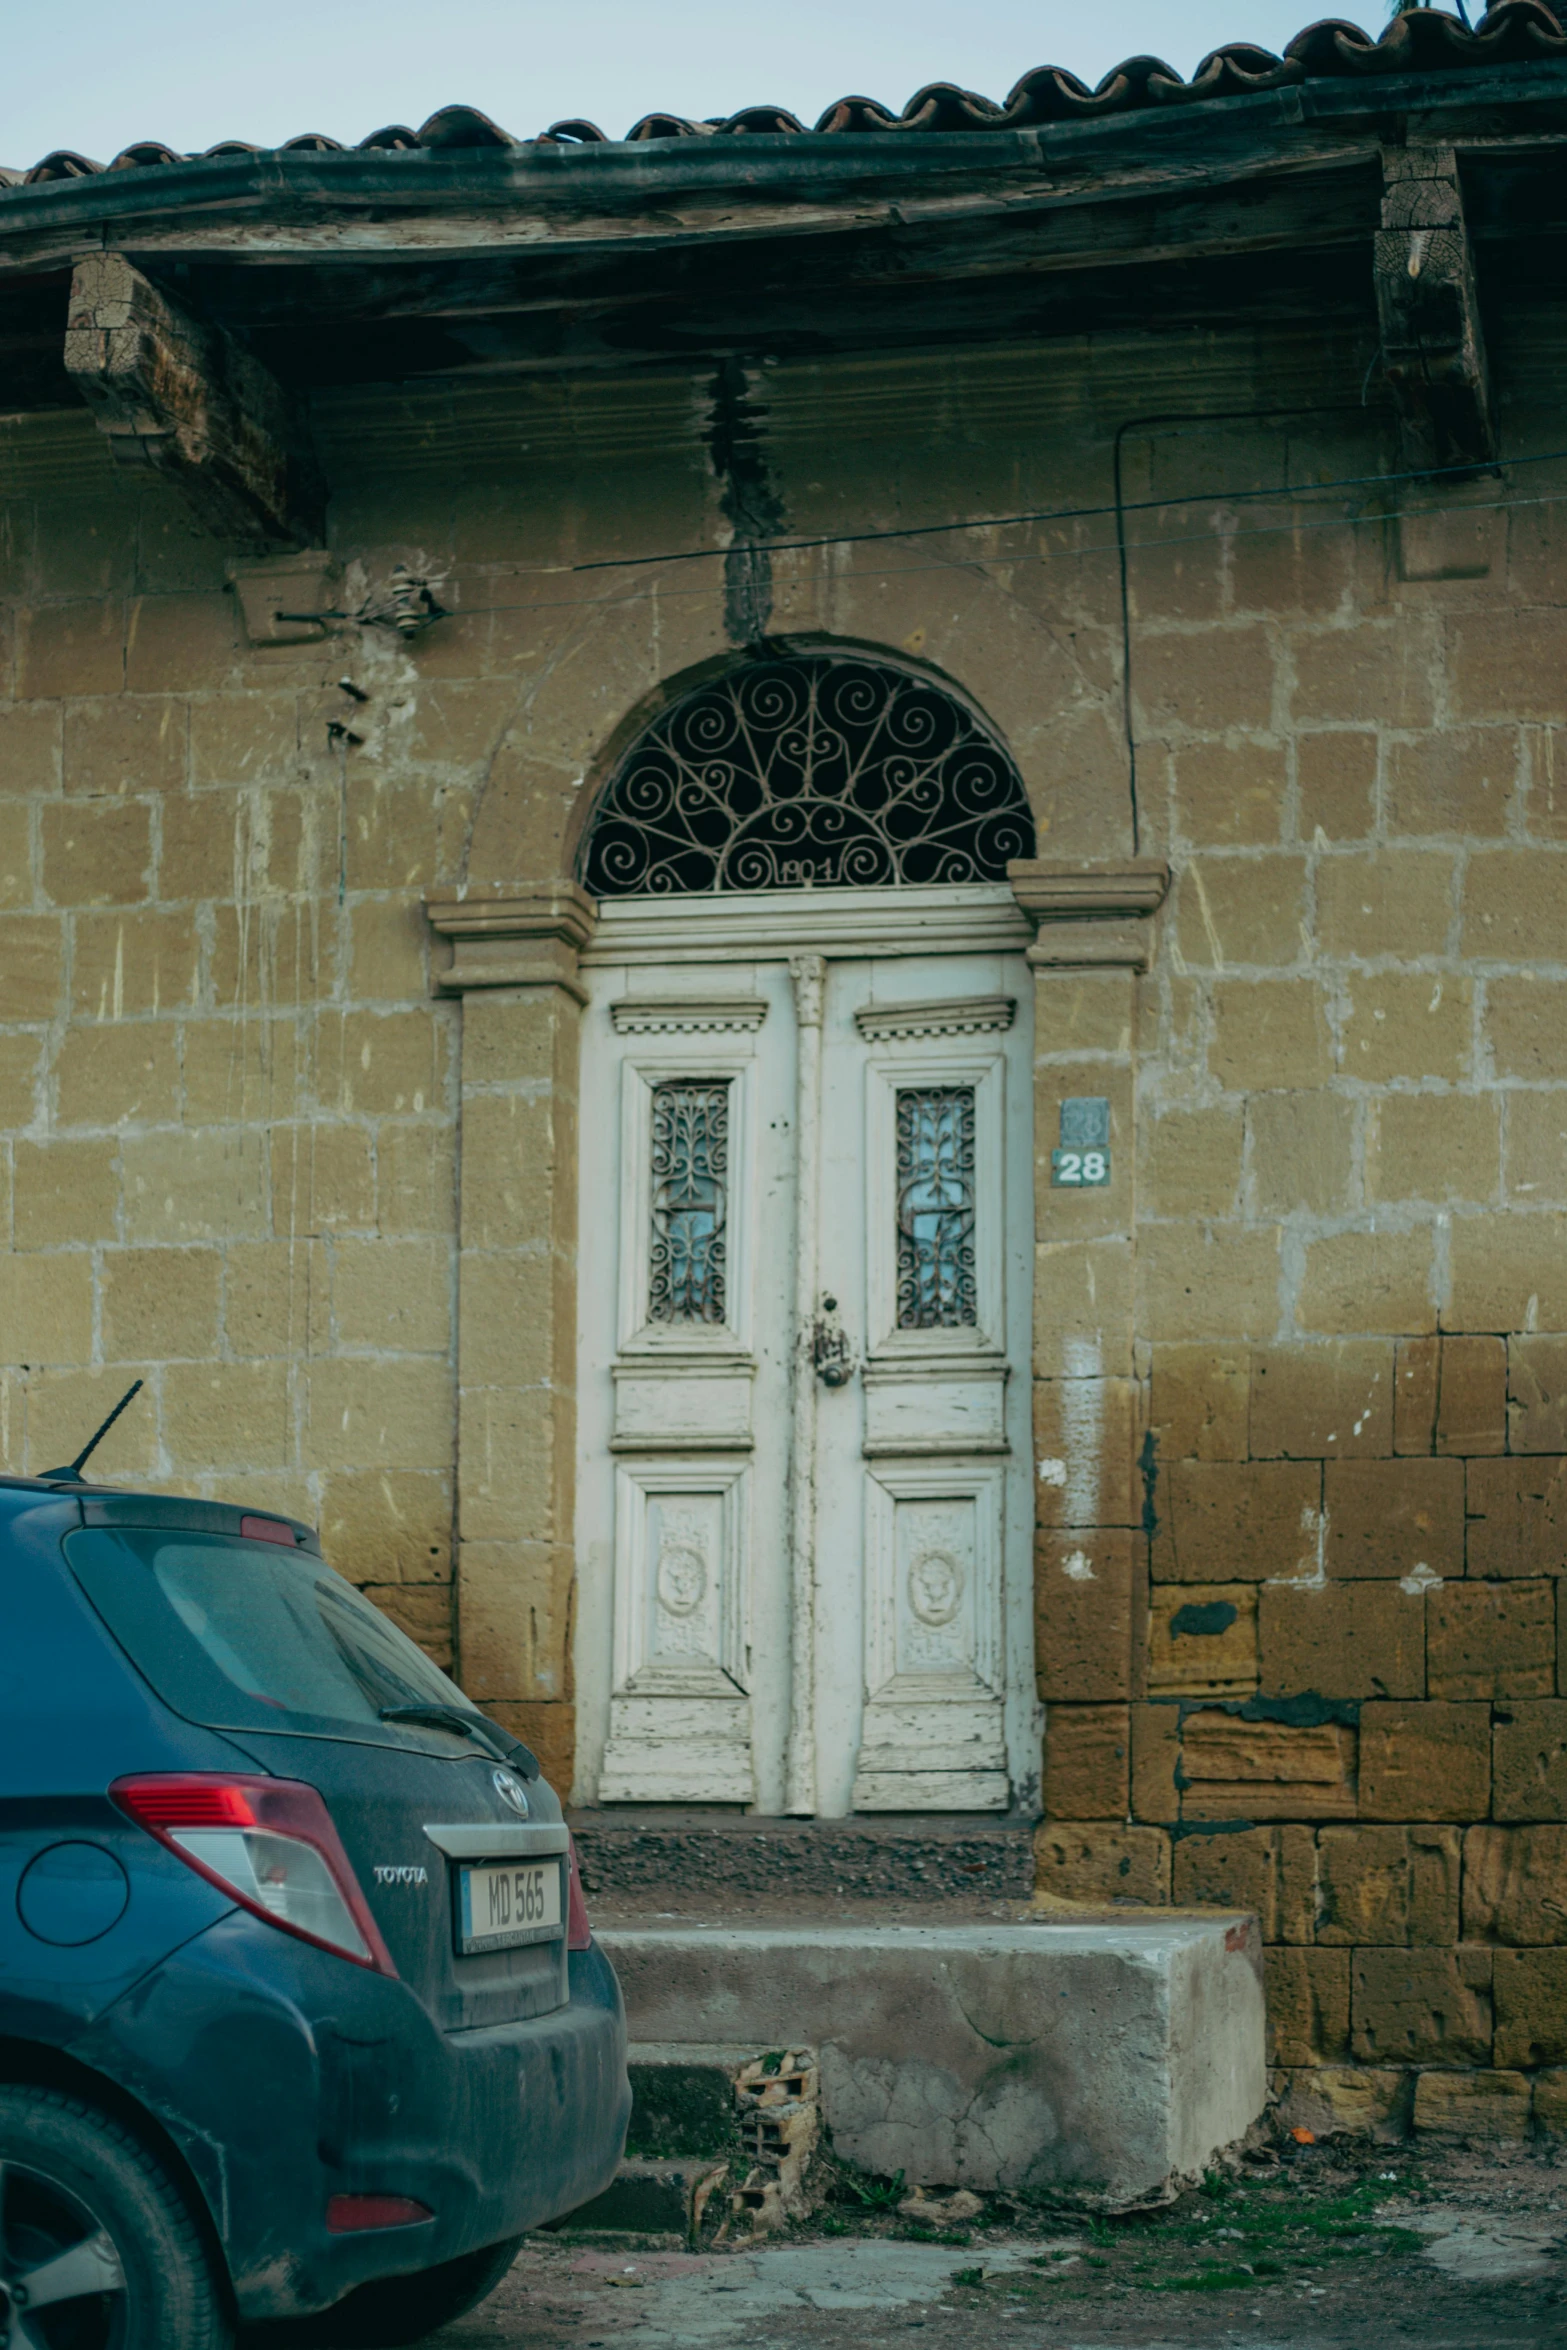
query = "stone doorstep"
xmin=571 ymin=1810 xmax=1038 ymax=1906
xmin=595 ymin=1914 xmax=1266 ymax=2215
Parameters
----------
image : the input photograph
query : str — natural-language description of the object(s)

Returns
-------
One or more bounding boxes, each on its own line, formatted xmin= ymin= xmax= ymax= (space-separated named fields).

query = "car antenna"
xmin=42 ymin=1379 xmax=144 ymax=1482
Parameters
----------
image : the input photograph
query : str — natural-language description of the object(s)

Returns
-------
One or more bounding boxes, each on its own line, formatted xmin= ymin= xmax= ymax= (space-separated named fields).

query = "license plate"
xmin=456 ymin=1858 xmax=563 ymax=1954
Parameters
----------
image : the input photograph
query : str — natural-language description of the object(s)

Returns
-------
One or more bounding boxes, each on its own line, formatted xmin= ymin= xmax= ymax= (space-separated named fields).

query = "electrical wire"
xmin=366 ymin=479 xmax=1567 ymax=621
xmin=552 ymin=439 xmax=1564 ymax=578
xmin=285 ymin=439 xmax=1567 ymax=622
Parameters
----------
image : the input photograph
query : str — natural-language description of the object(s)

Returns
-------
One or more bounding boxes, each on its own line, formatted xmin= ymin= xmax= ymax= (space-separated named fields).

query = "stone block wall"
xmin=0 ymin=473 xmax=464 ymax=1663
xmin=1039 ymin=1333 xmax=1567 ymax=2136
xmin=1033 ymin=454 xmax=1567 ymax=2132
xmin=0 ymin=392 xmax=728 ymax=1783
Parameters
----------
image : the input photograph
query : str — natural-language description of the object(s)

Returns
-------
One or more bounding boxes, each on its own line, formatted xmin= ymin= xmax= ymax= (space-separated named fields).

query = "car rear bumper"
xmin=81 ymin=1916 xmax=630 ymax=2319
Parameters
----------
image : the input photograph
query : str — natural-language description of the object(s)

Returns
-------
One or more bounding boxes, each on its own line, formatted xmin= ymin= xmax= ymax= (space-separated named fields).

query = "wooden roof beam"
xmin=1375 ymin=144 xmax=1496 ymax=476
xmin=63 ymin=251 xmax=325 ymax=546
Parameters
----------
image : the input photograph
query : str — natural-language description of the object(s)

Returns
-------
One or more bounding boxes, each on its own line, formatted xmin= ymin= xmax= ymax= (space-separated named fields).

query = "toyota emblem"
xmin=492 ymin=1768 xmax=530 ymax=1818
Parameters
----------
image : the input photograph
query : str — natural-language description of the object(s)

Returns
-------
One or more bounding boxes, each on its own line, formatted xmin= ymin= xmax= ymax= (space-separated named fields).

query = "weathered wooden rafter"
xmin=1374 ymin=145 xmax=1496 ymax=475
xmin=63 ymin=251 xmax=325 ymax=544
xmin=0 ymin=90 xmax=1558 ymax=413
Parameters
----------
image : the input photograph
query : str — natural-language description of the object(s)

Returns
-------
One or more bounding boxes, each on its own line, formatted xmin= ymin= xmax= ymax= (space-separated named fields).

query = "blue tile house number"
xmin=1051 ymin=1095 xmax=1111 ymax=1188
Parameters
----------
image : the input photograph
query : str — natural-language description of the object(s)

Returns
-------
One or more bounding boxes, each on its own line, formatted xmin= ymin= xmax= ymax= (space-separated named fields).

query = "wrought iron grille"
xmin=580 ymin=656 xmax=1034 ymax=896
xmin=896 ymin=1087 xmax=977 ymax=1329
xmin=649 ymin=1080 xmax=729 ymax=1323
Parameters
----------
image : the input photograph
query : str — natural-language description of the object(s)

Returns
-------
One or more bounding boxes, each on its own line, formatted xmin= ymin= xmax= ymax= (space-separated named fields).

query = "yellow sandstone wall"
xmin=2 ymin=309 xmax=1566 ymax=2127
xmin=1031 ymin=381 xmax=1567 ymax=2139
xmin=0 ymin=454 xmax=464 ymax=1661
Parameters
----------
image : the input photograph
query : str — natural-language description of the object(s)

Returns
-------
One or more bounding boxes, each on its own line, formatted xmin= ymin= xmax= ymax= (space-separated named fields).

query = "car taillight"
xmin=566 ymin=1833 xmax=591 ymax=1951
xmin=112 ymin=1774 xmax=395 ymax=1975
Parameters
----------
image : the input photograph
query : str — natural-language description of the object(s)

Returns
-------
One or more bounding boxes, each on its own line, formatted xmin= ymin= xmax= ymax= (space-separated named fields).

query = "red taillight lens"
xmin=326 ymin=2194 xmax=433 ymax=2233
xmin=115 ymin=1779 xmax=258 ymax=1828
xmin=112 ymin=1775 xmax=395 ymax=1976
xmin=240 ymin=1515 xmax=296 ymax=1547
xmin=566 ymin=1833 xmax=591 ymax=1951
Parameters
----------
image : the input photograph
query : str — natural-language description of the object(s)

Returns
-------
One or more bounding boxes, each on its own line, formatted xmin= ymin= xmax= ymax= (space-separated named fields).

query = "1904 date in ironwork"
xmin=581 ymin=656 xmax=1034 ymax=896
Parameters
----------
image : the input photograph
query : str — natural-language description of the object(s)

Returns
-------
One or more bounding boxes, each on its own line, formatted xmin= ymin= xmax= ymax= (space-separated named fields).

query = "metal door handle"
xmin=812 ymin=1295 xmax=854 ymax=1387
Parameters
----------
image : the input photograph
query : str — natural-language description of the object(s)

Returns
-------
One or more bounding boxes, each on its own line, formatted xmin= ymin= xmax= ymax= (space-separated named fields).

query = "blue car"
xmin=0 ymin=1442 xmax=629 ymax=2348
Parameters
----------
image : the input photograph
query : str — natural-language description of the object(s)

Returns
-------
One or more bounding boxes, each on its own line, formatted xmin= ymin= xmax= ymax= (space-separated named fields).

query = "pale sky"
xmin=2 ymin=2 xmax=1407 ymax=170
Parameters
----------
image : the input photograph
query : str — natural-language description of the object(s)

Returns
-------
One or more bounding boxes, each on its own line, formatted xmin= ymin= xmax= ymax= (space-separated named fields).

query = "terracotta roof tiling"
xmin=5 ymin=4 xmax=1566 ymax=188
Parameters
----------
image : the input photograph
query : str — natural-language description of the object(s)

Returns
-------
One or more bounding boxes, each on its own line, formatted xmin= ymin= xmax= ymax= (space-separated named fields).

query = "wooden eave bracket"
xmin=64 ymin=251 xmax=326 ymax=547
xmin=1375 ymin=145 xmax=1496 ymax=477
xmin=424 ymin=883 xmax=598 ymax=999
xmin=1007 ymin=857 xmax=1170 ymax=971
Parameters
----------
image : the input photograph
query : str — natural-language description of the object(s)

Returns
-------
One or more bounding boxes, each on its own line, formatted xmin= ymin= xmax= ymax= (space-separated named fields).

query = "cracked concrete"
xmin=598 ymin=1916 xmax=1265 ymax=2208
xmin=386 ymin=2137 xmax=1567 ymax=2350
xmin=1405 ymin=2207 xmax=1565 ymax=2281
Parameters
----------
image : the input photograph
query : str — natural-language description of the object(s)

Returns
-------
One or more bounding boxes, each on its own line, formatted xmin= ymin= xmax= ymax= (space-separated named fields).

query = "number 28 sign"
xmin=1051 ymin=1096 xmax=1111 ymax=1188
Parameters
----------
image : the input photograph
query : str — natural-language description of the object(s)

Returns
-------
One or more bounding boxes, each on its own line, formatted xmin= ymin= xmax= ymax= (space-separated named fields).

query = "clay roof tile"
xmin=13 ymin=4 xmax=1567 ymax=182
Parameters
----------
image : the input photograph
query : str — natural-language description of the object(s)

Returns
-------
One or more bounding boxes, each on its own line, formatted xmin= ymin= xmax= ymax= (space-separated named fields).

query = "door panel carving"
xmin=599 ymin=1463 xmax=752 ymax=1804
xmin=852 ymin=1463 xmax=1007 ymax=1811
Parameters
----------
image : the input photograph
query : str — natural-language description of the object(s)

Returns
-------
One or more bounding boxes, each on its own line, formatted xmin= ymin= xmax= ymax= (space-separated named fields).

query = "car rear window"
xmin=65 ymin=1528 xmax=467 ymax=1746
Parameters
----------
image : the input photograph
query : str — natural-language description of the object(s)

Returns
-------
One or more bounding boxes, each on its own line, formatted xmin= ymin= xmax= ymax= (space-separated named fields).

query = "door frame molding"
xmin=582 ymin=881 xmax=1030 ymax=966
xmin=423 ymin=857 xmax=1171 ymax=1807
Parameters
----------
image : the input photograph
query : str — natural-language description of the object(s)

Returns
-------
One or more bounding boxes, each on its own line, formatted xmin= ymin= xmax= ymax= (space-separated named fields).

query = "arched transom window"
xmin=579 ymin=654 xmax=1035 ymax=896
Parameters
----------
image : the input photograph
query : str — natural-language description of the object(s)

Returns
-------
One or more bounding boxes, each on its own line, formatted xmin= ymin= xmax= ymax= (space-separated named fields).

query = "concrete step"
xmin=597 ymin=1912 xmax=1265 ymax=2213
xmin=559 ymin=2044 xmax=824 ymax=2243
xmin=550 ymin=2155 xmax=729 ymax=2243
xmin=625 ymin=2041 xmax=759 ymax=2158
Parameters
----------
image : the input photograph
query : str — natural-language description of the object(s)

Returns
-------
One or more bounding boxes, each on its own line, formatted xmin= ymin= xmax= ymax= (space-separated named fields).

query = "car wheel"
xmin=292 ymin=2237 xmax=522 ymax=2347
xmin=0 ymin=2083 xmax=231 ymax=2350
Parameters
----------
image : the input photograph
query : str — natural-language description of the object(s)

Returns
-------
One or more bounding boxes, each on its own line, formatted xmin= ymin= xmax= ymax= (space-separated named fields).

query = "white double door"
xmin=574 ymin=890 xmax=1037 ymax=1817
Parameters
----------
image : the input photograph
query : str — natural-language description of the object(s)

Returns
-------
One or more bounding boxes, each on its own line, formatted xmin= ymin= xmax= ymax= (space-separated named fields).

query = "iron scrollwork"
xmin=649 ymin=1081 xmax=729 ymax=1323
xmin=896 ymin=1087 xmax=977 ymax=1329
xmin=580 ymin=656 xmax=1034 ymax=897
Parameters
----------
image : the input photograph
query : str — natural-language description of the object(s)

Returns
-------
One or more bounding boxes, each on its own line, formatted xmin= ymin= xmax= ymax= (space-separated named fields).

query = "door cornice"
xmin=423 ymin=862 xmax=1171 ymax=984
xmin=425 ymin=882 xmax=597 ymax=998
xmin=1006 ymin=857 xmax=1170 ymax=971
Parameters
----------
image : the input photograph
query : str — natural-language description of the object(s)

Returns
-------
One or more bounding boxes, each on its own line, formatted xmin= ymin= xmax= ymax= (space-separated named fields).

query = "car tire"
xmin=0 ymin=2082 xmax=231 ymax=2350
xmin=277 ymin=2237 xmax=522 ymax=2347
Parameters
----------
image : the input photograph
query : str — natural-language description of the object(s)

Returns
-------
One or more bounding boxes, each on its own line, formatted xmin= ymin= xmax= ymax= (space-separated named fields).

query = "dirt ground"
xmin=421 ymin=2130 xmax=1567 ymax=2349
